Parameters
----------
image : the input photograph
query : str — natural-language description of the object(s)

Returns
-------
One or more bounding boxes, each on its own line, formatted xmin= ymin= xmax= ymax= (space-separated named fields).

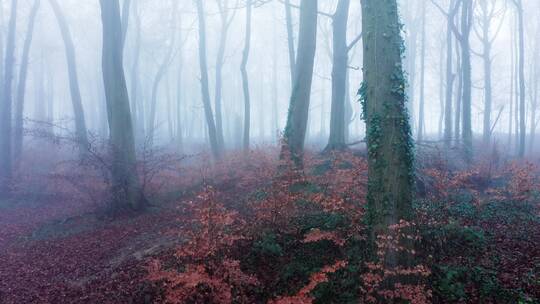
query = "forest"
xmin=0 ymin=0 xmax=539 ymax=303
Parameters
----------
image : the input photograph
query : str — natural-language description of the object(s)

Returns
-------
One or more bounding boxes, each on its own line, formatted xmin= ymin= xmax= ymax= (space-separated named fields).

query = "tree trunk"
xmin=281 ymin=0 xmax=317 ymax=167
xmin=284 ymin=0 xmax=296 ymax=86
xmin=129 ymin=0 xmax=143 ymax=143
xmin=444 ymin=1 xmax=456 ymax=147
xmin=214 ymin=0 xmax=232 ymax=150
xmin=241 ymin=0 xmax=252 ymax=151
xmin=147 ymin=1 xmax=177 ymax=145
xmin=325 ymin=0 xmax=350 ymax=151
xmin=49 ymin=0 xmax=89 ymax=154
xmin=0 ymin=0 xmax=17 ymax=194
xmin=515 ymin=0 xmax=526 ymax=157
xmin=460 ymin=0 xmax=473 ymax=162
xmin=196 ymin=0 xmax=222 ymax=159
xmin=360 ymin=0 xmax=414 ymax=260
xmin=13 ymin=0 xmax=40 ymax=163
xmin=99 ymin=0 xmax=144 ymax=211
xmin=417 ymin=0 xmax=426 ymax=141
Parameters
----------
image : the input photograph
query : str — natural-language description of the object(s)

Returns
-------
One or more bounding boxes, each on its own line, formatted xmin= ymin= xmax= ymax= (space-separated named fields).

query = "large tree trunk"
xmin=0 ymin=0 xmax=17 ymax=195
xmin=360 ymin=0 xmax=414 ymax=261
xmin=99 ymin=0 xmax=144 ymax=211
xmin=196 ymin=0 xmax=222 ymax=159
xmin=49 ymin=0 xmax=89 ymax=154
xmin=13 ymin=0 xmax=40 ymax=163
xmin=241 ymin=0 xmax=252 ymax=151
xmin=325 ymin=0 xmax=350 ymax=151
xmin=281 ymin=0 xmax=317 ymax=167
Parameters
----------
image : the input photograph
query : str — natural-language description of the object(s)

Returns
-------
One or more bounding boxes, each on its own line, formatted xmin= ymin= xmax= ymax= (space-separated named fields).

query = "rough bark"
xmin=360 ymin=0 xmax=414 ymax=261
xmin=99 ymin=0 xmax=144 ymax=211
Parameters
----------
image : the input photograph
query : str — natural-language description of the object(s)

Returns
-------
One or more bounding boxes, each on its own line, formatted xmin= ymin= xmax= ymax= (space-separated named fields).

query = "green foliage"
xmin=253 ymin=232 xmax=283 ymax=257
xmin=434 ymin=265 xmax=516 ymax=303
xmin=294 ymin=212 xmax=350 ymax=234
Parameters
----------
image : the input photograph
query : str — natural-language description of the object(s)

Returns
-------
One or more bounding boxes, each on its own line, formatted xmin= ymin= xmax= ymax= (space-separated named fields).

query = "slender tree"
xmin=99 ymin=0 xmax=144 ymax=211
xmin=0 ymin=0 xmax=17 ymax=195
xmin=511 ymin=0 xmax=526 ymax=157
xmin=241 ymin=0 xmax=252 ymax=151
xmin=49 ymin=0 xmax=89 ymax=154
xmin=284 ymin=0 xmax=296 ymax=85
xmin=281 ymin=0 xmax=318 ymax=166
xmin=325 ymin=0 xmax=350 ymax=151
xmin=13 ymin=0 xmax=40 ymax=162
xmin=147 ymin=1 xmax=177 ymax=145
xmin=360 ymin=0 xmax=414 ymax=262
xmin=417 ymin=0 xmax=427 ymax=141
xmin=473 ymin=0 xmax=505 ymax=145
xmin=196 ymin=0 xmax=222 ymax=159
xmin=214 ymin=0 xmax=236 ymax=149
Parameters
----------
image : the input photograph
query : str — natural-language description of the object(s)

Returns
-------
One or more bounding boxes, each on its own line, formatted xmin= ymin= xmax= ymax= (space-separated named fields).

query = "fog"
xmin=1 ymin=1 xmax=539 ymax=303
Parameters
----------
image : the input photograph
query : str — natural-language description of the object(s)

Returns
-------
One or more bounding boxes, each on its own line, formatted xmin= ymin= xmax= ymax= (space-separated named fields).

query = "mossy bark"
xmin=360 ymin=0 xmax=414 ymax=244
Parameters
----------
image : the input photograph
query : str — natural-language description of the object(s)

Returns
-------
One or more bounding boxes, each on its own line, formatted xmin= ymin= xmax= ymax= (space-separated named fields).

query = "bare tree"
xmin=0 ymin=0 xmax=17 ymax=195
xmin=99 ymin=0 xmax=145 ymax=211
xmin=281 ymin=0 xmax=318 ymax=166
xmin=13 ymin=0 xmax=40 ymax=163
xmin=214 ymin=0 xmax=237 ymax=149
xmin=196 ymin=0 xmax=222 ymax=159
xmin=510 ymin=0 xmax=526 ymax=157
xmin=49 ymin=0 xmax=89 ymax=155
xmin=147 ymin=1 xmax=178 ymax=145
xmin=241 ymin=0 xmax=252 ymax=151
xmin=473 ymin=0 xmax=506 ymax=145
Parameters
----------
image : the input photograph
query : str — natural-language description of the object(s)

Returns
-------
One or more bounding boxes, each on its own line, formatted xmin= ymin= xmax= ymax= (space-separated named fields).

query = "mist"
xmin=0 ymin=0 xmax=539 ymax=303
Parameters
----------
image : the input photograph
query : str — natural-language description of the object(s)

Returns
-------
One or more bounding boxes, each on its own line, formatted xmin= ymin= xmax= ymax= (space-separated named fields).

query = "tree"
xmin=281 ymin=0 xmax=318 ymax=166
xmin=49 ymin=0 xmax=89 ymax=154
xmin=241 ymin=0 xmax=252 ymax=151
xmin=284 ymin=0 xmax=296 ymax=85
xmin=128 ymin=0 xmax=144 ymax=143
xmin=325 ymin=0 xmax=350 ymax=151
xmin=417 ymin=0 xmax=426 ymax=141
xmin=147 ymin=0 xmax=178 ymax=145
xmin=196 ymin=0 xmax=222 ymax=159
xmin=99 ymin=0 xmax=144 ymax=211
xmin=511 ymin=0 xmax=526 ymax=157
xmin=214 ymin=0 xmax=236 ymax=149
xmin=473 ymin=0 xmax=505 ymax=146
xmin=360 ymin=0 xmax=414 ymax=248
xmin=13 ymin=0 xmax=40 ymax=163
xmin=431 ymin=0 xmax=460 ymax=146
xmin=0 ymin=0 xmax=18 ymax=195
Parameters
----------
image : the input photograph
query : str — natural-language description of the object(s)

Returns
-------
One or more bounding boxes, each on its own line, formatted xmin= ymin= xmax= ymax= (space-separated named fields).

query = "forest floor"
xmin=0 ymin=148 xmax=539 ymax=303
